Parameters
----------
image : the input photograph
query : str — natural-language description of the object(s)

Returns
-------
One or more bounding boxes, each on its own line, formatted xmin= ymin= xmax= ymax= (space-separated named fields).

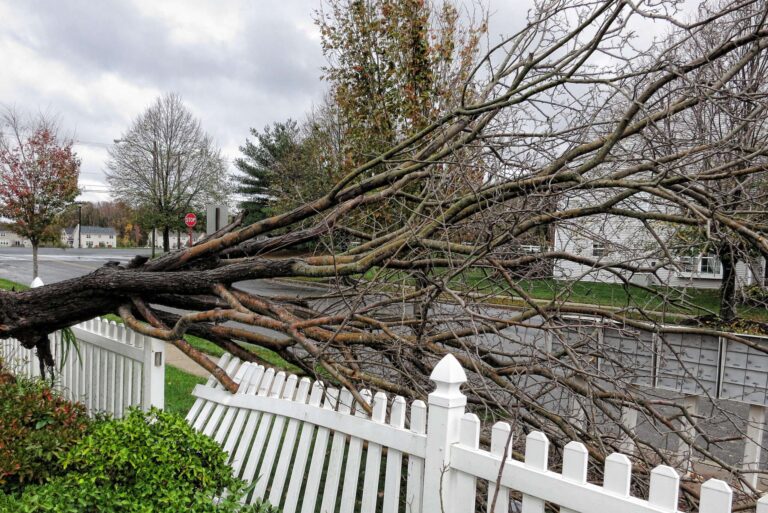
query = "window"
xmin=699 ymin=255 xmax=721 ymax=275
xmin=679 ymin=256 xmax=695 ymax=273
xmin=592 ymin=241 xmax=606 ymax=257
xmin=677 ymin=255 xmax=722 ymax=278
xmin=521 ymin=245 xmax=540 ymax=254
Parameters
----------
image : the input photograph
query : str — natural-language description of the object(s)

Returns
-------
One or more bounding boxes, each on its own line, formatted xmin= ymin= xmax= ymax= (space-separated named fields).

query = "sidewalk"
xmin=164 ymin=344 xmax=210 ymax=378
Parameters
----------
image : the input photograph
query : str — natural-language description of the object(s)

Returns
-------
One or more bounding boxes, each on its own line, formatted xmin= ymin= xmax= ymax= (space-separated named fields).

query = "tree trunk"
xmin=718 ymin=245 xmax=738 ymax=323
xmin=32 ymin=242 xmax=39 ymax=281
xmin=163 ymin=226 xmax=170 ymax=253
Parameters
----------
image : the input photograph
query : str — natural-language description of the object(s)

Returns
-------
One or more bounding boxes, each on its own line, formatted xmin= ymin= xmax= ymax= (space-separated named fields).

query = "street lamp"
xmin=71 ymin=201 xmax=86 ymax=248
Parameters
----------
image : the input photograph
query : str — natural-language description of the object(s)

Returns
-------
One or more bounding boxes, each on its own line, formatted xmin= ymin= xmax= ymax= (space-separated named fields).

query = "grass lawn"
xmin=360 ymin=266 xmax=768 ymax=322
xmin=0 ymin=278 xmax=28 ymax=291
xmin=164 ymin=365 xmax=206 ymax=416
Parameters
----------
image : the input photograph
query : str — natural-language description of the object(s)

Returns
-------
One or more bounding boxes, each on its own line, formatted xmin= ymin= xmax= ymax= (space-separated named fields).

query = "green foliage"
xmin=0 ymin=278 xmax=27 ymax=291
xmin=235 ymin=1 xmax=485 ymax=226
xmin=57 ymin=328 xmax=80 ymax=371
xmin=235 ymin=120 xmax=302 ymax=224
xmin=316 ymin=0 xmax=484 ymax=169
xmin=0 ymin=408 xmax=282 ymax=512
xmin=742 ymin=284 xmax=768 ymax=307
xmin=0 ymin=377 xmax=91 ymax=491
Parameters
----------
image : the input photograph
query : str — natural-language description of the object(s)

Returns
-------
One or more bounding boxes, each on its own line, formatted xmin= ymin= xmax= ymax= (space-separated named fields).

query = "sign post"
xmin=184 ymin=213 xmax=197 ymax=247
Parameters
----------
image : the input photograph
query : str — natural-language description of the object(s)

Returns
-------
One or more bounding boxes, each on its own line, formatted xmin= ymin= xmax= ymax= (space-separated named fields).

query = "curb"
xmin=264 ymin=277 xmax=334 ymax=292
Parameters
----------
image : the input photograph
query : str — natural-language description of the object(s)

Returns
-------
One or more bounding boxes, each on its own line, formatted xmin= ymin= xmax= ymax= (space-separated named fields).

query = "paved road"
xmin=0 ymin=247 xmax=152 ymax=285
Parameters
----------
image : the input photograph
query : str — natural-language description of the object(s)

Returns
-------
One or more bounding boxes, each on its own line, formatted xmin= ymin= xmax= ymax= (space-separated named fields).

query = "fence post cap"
xmin=30 ymin=277 xmax=44 ymax=288
xmin=430 ymin=353 xmax=467 ymax=385
xmin=701 ymin=479 xmax=730 ymax=493
xmin=429 ymin=354 xmax=467 ymax=407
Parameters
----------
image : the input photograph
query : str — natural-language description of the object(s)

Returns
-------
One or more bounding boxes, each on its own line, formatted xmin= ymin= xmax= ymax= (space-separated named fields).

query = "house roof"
xmin=78 ymin=225 xmax=117 ymax=236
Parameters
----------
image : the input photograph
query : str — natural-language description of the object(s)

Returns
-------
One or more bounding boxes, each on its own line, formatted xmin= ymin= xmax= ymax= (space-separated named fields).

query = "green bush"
xmin=0 ymin=408 xmax=281 ymax=512
xmin=742 ymin=284 xmax=768 ymax=307
xmin=0 ymin=377 xmax=90 ymax=491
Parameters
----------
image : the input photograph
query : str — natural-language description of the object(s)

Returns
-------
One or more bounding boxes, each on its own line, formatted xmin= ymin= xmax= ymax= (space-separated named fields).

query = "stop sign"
xmin=184 ymin=213 xmax=197 ymax=228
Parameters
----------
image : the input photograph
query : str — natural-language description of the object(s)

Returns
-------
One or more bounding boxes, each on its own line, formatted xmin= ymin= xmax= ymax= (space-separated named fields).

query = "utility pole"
xmin=77 ymin=204 xmax=82 ymax=249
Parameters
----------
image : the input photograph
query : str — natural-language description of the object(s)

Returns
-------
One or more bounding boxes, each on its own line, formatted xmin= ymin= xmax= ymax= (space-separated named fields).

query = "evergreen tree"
xmin=234 ymin=120 xmax=302 ymax=224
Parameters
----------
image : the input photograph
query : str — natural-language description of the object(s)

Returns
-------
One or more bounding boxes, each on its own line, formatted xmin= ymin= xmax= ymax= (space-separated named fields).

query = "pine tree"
xmin=234 ymin=120 xmax=302 ymax=224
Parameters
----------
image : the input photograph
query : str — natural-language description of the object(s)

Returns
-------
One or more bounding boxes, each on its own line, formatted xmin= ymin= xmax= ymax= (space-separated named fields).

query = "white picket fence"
xmin=0 ymin=316 xmax=165 ymax=416
xmin=188 ymin=352 xmax=768 ymax=513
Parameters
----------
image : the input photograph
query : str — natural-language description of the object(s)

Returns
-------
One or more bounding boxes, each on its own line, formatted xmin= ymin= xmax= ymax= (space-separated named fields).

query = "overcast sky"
xmin=0 ymin=0 xmax=332 ymax=203
xmin=0 ymin=0 xmax=538 ymax=203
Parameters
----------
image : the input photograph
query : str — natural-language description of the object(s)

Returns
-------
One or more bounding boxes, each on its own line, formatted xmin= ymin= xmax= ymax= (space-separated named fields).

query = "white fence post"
xmin=27 ymin=277 xmax=45 ymax=378
xmin=744 ymin=404 xmax=767 ymax=489
xmin=677 ymin=394 xmax=701 ymax=472
xmin=422 ymin=354 xmax=467 ymax=513
xmin=619 ymin=406 xmax=638 ymax=455
xmin=142 ymin=336 xmax=165 ymax=410
xmin=758 ymin=494 xmax=768 ymax=513
xmin=699 ymin=480 xmax=732 ymax=513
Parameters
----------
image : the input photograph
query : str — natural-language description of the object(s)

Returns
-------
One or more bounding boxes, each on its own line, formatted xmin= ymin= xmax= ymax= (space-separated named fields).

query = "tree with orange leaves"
xmin=0 ymin=110 xmax=80 ymax=280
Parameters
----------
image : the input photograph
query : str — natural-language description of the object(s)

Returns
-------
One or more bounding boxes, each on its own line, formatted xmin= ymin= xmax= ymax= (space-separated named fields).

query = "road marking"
xmin=0 ymin=254 xmax=144 ymax=262
xmin=49 ymin=260 xmax=101 ymax=270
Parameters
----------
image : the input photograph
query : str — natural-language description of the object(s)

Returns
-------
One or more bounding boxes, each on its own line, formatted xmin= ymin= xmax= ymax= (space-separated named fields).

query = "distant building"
xmin=61 ymin=227 xmax=74 ymax=247
xmin=146 ymin=229 xmax=205 ymax=250
xmin=0 ymin=226 xmax=31 ymax=247
xmin=62 ymin=225 xmax=118 ymax=248
xmin=552 ymin=192 xmax=766 ymax=289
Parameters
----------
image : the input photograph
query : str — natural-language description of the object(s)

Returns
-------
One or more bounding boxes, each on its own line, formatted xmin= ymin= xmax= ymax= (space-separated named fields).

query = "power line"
xmin=73 ymin=140 xmax=113 ymax=148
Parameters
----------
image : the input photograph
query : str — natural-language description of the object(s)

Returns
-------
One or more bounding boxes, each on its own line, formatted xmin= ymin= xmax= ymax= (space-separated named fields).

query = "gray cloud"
xmin=0 ymin=0 xmax=523 ymax=203
xmin=0 ymin=0 xmax=326 ymax=202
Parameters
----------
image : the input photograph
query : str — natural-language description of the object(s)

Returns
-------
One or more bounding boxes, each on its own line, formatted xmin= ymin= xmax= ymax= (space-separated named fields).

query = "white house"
xmin=60 ymin=227 xmax=74 ymax=247
xmin=552 ymin=193 xmax=766 ymax=290
xmin=0 ymin=226 xmax=31 ymax=247
xmin=62 ymin=225 xmax=118 ymax=248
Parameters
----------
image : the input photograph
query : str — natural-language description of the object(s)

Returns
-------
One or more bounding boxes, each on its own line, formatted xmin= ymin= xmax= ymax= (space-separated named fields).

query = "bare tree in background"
xmin=4 ymin=1 xmax=768 ymax=508
xmin=106 ymin=93 xmax=229 ymax=252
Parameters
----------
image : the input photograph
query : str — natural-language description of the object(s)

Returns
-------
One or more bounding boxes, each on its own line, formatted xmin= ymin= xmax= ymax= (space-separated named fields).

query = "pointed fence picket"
xmin=0 ymin=316 xmax=164 ymax=417
xmin=187 ymin=353 xmax=758 ymax=513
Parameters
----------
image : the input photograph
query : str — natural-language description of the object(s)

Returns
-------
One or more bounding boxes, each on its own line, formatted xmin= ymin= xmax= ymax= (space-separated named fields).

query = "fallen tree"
xmin=3 ymin=0 xmax=768 ymax=508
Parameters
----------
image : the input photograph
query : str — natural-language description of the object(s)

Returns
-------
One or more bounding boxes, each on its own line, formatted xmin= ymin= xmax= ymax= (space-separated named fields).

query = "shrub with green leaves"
xmin=0 ymin=408 xmax=281 ymax=512
xmin=742 ymin=284 xmax=768 ymax=308
xmin=0 ymin=376 xmax=90 ymax=491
